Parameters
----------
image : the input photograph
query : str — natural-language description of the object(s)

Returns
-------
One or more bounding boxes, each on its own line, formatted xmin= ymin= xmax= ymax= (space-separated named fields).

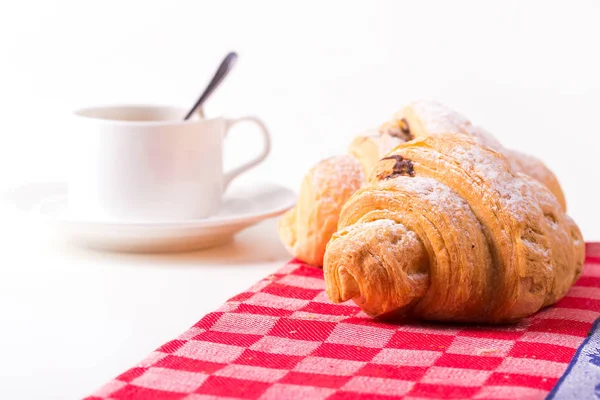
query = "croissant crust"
xmin=324 ymin=134 xmax=584 ymax=323
xmin=390 ymin=101 xmax=567 ymax=210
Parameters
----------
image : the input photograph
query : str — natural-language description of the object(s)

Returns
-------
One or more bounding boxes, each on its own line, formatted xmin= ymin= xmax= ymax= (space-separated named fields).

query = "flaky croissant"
xmin=279 ymin=133 xmax=404 ymax=266
xmin=278 ymin=155 xmax=364 ymax=266
xmin=324 ymin=134 xmax=584 ymax=323
xmin=387 ymin=101 xmax=567 ymax=210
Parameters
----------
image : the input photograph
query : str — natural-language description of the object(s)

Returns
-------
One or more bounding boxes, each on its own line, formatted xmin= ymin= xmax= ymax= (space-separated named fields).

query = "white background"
xmin=1 ymin=1 xmax=599 ymax=399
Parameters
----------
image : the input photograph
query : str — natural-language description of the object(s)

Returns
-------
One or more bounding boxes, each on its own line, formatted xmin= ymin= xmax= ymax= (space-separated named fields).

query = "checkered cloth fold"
xmin=87 ymin=243 xmax=600 ymax=400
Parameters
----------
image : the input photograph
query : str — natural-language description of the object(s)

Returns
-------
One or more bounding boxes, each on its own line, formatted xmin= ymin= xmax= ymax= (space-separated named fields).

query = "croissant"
xmin=323 ymin=134 xmax=584 ymax=323
xmin=388 ymin=101 xmax=567 ymax=210
xmin=278 ymin=155 xmax=364 ymax=266
xmin=279 ymin=132 xmax=404 ymax=266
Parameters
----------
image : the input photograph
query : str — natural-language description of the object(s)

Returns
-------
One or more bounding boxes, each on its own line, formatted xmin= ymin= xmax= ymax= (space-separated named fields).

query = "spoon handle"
xmin=184 ymin=52 xmax=238 ymax=120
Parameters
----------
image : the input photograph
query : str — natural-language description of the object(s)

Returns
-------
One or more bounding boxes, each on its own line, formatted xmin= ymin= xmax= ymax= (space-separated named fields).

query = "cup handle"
xmin=222 ymin=116 xmax=271 ymax=191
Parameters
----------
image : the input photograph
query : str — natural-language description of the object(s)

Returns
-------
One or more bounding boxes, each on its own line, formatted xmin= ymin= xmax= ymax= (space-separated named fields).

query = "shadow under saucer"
xmin=60 ymin=218 xmax=292 ymax=267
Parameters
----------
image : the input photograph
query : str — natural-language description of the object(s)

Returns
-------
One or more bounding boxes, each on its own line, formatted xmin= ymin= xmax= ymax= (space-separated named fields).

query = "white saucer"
xmin=7 ymin=181 xmax=296 ymax=253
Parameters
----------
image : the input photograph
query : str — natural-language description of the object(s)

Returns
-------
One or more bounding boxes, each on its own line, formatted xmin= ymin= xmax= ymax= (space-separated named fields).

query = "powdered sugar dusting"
xmin=353 ymin=218 xmax=397 ymax=229
xmin=311 ymin=155 xmax=363 ymax=198
xmin=444 ymin=140 xmax=531 ymax=218
xmin=385 ymin=176 xmax=476 ymax=223
xmin=505 ymin=150 xmax=552 ymax=185
xmin=468 ymin=125 xmax=504 ymax=150
xmin=411 ymin=100 xmax=472 ymax=135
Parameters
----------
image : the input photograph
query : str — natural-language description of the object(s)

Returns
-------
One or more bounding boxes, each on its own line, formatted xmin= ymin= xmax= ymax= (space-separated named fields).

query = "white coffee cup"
xmin=68 ymin=104 xmax=271 ymax=221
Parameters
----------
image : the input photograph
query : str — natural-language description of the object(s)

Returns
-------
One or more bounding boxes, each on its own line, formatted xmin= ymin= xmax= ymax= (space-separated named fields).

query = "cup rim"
xmin=72 ymin=104 xmax=216 ymax=126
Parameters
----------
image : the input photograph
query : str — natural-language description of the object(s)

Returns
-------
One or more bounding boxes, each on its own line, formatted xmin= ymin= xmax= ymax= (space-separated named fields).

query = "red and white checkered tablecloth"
xmin=87 ymin=243 xmax=600 ymax=400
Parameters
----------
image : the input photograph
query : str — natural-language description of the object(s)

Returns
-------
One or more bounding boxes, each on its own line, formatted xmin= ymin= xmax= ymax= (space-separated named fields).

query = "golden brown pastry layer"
xmin=387 ymin=101 xmax=567 ymax=210
xmin=278 ymin=155 xmax=364 ymax=266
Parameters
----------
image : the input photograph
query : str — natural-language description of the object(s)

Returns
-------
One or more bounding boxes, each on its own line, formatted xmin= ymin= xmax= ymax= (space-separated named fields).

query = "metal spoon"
xmin=184 ymin=51 xmax=238 ymax=120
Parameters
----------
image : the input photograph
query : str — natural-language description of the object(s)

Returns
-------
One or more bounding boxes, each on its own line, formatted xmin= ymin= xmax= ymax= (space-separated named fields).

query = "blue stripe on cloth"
xmin=547 ymin=318 xmax=600 ymax=400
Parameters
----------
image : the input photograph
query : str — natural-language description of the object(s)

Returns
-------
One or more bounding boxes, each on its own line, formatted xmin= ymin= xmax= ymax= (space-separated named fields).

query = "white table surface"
xmin=0 ymin=198 xmax=290 ymax=400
